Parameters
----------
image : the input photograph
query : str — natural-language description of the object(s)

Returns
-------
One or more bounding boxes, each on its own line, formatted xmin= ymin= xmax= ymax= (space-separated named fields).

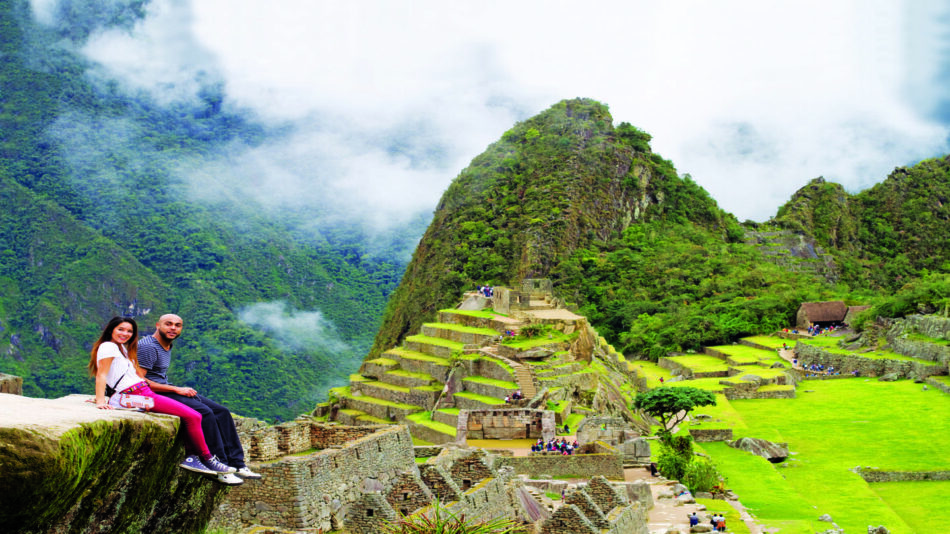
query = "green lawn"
xmin=423 ymin=322 xmax=499 ymax=336
xmin=440 ymin=308 xmax=505 ymax=319
xmin=665 ymin=355 xmax=731 ymax=373
xmin=702 ymin=379 xmax=950 ymax=534
xmin=741 ymin=335 xmax=788 ymax=349
xmin=869 ymin=480 xmax=950 ymax=533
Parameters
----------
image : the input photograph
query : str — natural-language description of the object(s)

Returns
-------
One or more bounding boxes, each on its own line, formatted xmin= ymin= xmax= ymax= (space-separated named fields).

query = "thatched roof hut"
xmin=796 ymin=301 xmax=847 ymax=328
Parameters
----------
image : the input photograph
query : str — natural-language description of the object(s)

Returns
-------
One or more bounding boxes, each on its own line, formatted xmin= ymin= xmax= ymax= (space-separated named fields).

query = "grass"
xmin=797 ymin=337 xmax=940 ymax=364
xmin=405 ymin=334 xmax=465 ymax=351
xmin=459 ymin=353 xmax=514 ymax=375
xmin=332 ymin=386 xmax=422 ymax=411
xmin=741 ymin=335 xmax=788 ymax=349
xmin=357 ymin=414 xmax=394 ymax=424
xmin=406 ymin=411 xmax=457 ymax=436
xmin=930 ymin=375 xmax=950 ymax=387
xmin=665 ymin=355 xmax=731 ymax=373
xmin=694 ymin=498 xmax=752 ymax=534
xmin=386 ymin=347 xmax=451 ymax=366
xmin=546 ymin=400 xmax=570 ymax=413
xmin=362 ymin=380 xmax=411 ymax=393
xmin=701 ymin=379 xmax=950 ymax=534
xmin=452 ymin=391 xmax=507 ymax=405
xmin=462 ymin=375 xmax=519 ymax=389
xmin=365 ymin=357 xmax=398 ymax=366
xmin=561 ymin=413 xmax=585 ymax=433
xmin=869 ymin=480 xmax=950 ymax=533
xmin=501 ymin=331 xmax=575 ymax=350
xmin=423 ymin=322 xmax=500 ymax=336
xmin=436 ymin=407 xmax=460 ymax=415
xmin=627 ymin=360 xmax=673 ymax=388
xmin=440 ymin=308 xmax=507 ymax=318
xmin=906 ymin=332 xmax=949 ymax=345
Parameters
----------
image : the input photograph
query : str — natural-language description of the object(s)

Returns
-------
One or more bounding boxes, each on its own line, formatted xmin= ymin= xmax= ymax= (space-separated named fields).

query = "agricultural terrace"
xmin=688 ymin=379 xmax=950 ymax=534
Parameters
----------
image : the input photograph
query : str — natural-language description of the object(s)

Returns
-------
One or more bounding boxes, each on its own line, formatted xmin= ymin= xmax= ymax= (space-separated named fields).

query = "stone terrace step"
xmin=405 ymin=335 xmax=465 ymax=359
xmin=384 ymin=347 xmax=452 ymax=381
xmin=332 ymin=387 xmax=423 ymax=421
xmin=462 ymin=376 xmax=519 ymax=398
xmin=438 ymin=309 xmax=521 ymax=331
xmin=359 ymin=357 xmax=398 ymax=379
xmin=420 ymin=323 xmax=499 ymax=345
xmin=351 ymin=380 xmax=440 ymax=408
xmin=451 ymin=391 xmax=507 ymax=410
xmin=433 ymin=408 xmax=460 ymax=428
xmin=382 ymin=369 xmax=435 ymax=388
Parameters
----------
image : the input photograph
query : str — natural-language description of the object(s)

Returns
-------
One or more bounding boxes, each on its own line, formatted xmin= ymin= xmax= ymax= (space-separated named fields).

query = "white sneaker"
xmin=235 ymin=466 xmax=263 ymax=479
xmin=217 ymin=473 xmax=244 ymax=485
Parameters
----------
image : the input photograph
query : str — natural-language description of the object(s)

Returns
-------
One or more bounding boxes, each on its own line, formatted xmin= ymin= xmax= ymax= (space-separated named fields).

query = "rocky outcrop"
xmin=727 ymin=437 xmax=789 ymax=463
xmin=0 ymin=394 xmax=228 ymax=534
xmin=0 ymin=372 xmax=22 ymax=394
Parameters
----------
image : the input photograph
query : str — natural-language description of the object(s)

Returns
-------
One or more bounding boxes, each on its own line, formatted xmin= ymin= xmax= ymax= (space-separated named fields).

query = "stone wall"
xmin=886 ymin=315 xmax=950 ymax=365
xmin=210 ymin=424 xmax=417 ymax=531
xmin=0 ymin=372 xmax=23 ymax=394
xmin=492 ymin=287 xmax=531 ymax=315
xmin=688 ymin=428 xmax=734 ymax=442
xmin=856 ymin=469 xmax=950 ymax=483
xmin=493 ymin=453 xmax=625 ymax=480
xmin=925 ymin=376 xmax=950 ymax=395
xmin=795 ymin=343 xmax=947 ymax=378
xmin=458 ymin=408 xmax=555 ymax=443
xmin=537 ymin=476 xmax=648 ymax=534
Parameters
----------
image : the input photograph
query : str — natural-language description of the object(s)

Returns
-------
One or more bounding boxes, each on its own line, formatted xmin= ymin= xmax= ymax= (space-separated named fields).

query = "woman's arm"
xmin=95 ymin=357 xmax=115 ymax=409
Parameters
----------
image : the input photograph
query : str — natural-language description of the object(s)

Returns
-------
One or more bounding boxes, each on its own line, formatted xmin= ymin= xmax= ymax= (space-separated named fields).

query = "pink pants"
xmin=120 ymin=382 xmax=211 ymax=458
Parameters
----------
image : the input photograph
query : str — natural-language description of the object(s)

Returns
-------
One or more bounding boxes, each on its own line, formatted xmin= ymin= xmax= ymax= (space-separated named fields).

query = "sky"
xmin=32 ymin=0 xmax=950 ymax=224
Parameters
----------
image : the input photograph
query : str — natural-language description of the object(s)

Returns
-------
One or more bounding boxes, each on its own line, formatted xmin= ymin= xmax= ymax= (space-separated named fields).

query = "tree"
xmin=633 ymin=386 xmax=716 ymax=435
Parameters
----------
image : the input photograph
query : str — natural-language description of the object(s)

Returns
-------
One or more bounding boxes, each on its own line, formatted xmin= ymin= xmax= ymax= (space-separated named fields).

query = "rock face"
xmin=727 ymin=437 xmax=789 ymax=463
xmin=0 ymin=394 xmax=227 ymax=533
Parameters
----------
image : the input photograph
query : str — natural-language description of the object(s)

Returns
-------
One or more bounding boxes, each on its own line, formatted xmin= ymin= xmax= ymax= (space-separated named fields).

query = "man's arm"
xmin=135 ymin=366 xmax=197 ymax=397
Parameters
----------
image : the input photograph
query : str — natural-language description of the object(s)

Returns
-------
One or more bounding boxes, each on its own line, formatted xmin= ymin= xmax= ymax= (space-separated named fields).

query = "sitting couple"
xmin=90 ymin=314 xmax=262 ymax=486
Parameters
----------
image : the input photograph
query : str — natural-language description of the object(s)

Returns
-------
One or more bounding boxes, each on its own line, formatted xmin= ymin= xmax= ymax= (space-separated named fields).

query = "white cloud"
xmin=238 ymin=301 xmax=350 ymax=353
xmin=32 ymin=0 xmax=950 ymax=223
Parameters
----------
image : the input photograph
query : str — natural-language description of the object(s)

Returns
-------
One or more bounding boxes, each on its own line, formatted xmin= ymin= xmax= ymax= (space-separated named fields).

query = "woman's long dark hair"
xmin=88 ymin=317 xmax=139 ymax=376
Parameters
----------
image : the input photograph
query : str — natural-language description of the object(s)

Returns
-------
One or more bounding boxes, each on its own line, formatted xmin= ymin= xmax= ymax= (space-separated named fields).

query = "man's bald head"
xmin=153 ymin=314 xmax=183 ymax=345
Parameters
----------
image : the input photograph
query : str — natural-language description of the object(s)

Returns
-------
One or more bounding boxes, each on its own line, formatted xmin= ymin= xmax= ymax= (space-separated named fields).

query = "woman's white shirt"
xmin=97 ymin=342 xmax=142 ymax=394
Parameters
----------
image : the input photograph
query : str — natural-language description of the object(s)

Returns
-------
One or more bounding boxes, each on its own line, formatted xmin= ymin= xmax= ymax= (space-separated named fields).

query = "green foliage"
xmin=381 ymin=500 xmax=525 ymax=533
xmin=853 ymin=273 xmax=950 ymax=331
xmin=682 ymin=457 xmax=722 ymax=493
xmin=633 ymin=387 xmax=716 ymax=434
xmin=657 ymin=445 xmax=691 ymax=481
xmin=0 ymin=1 xmax=404 ymax=421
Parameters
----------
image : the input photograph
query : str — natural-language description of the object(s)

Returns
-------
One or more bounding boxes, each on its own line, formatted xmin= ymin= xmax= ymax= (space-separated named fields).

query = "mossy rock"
xmin=0 ymin=395 xmax=228 ymax=533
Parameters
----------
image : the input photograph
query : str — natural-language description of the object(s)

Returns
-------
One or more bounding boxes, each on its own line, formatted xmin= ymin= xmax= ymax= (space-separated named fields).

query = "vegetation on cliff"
xmin=0 ymin=0 xmax=406 ymax=420
xmin=371 ymin=99 xmax=829 ymax=359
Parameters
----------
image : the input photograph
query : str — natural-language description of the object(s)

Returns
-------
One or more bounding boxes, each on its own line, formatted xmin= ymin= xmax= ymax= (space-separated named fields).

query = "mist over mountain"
xmin=0 ymin=0 xmax=420 ymax=420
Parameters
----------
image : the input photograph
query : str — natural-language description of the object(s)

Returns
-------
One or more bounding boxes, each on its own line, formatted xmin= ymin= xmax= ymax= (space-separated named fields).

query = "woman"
xmin=89 ymin=317 xmax=239 ymax=483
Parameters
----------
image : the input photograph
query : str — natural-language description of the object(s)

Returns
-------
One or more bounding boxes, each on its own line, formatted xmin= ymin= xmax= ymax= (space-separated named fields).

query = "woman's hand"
xmin=96 ymin=399 xmax=113 ymax=410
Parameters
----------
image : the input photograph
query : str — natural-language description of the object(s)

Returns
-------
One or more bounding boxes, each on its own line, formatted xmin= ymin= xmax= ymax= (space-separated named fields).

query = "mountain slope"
xmin=371 ymin=99 xmax=826 ymax=360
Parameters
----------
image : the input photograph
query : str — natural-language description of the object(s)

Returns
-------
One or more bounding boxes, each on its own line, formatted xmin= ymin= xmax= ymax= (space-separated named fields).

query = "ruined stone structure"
xmin=456 ymin=408 xmax=555 ymax=442
xmin=538 ymin=476 xmax=649 ymax=534
xmin=796 ymin=342 xmax=947 ymax=379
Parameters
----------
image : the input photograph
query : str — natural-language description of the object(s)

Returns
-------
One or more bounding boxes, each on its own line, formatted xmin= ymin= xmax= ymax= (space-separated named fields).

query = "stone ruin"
xmin=576 ymin=416 xmax=651 ymax=465
xmin=208 ymin=417 xmax=652 ymax=533
xmin=456 ymin=407 xmax=556 ymax=443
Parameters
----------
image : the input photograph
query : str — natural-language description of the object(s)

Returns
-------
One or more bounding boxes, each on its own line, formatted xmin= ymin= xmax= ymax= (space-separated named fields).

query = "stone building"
xmin=456 ymin=408 xmax=555 ymax=442
xmin=796 ymin=301 xmax=848 ymax=329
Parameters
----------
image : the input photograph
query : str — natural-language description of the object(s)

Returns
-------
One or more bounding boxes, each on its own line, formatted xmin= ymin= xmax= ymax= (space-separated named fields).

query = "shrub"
xmin=682 ymin=457 xmax=722 ymax=493
xmin=381 ymin=499 xmax=525 ymax=533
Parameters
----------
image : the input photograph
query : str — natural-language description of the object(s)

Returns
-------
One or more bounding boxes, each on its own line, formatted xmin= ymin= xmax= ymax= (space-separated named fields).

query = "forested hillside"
xmin=0 ymin=0 xmax=408 ymax=421
xmin=371 ymin=98 xmax=950 ymax=361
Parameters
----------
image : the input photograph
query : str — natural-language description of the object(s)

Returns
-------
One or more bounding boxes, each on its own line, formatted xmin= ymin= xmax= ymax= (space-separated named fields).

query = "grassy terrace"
xmin=330 ymin=386 xmax=422 ymax=411
xmin=906 ymin=332 xmax=949 ymax=345
xmin=462 ymin=375 xmax=519 ymax=389
xmin=930 ymin=375 xmax=950 ymax=386
xmin=363 ymin=380 xmax=411 ymax=393
xmin=386 ymin=369 xmax=434 ymax=381
xmin=423 ymin=322 xmax=500 ymax=336
xmin=627 ymin=360 xmax=673 ymax=388
xmin=440 ymin=308 xmax=507 ymax=318
xmin=698 ymin=379 xmax=950 ymax=533
xmin=349 ymin=374 xmax=369 ymax=382
xmin=364 ymin=357 xmax=397 ymax=366
xmin=406 ymin=411 xmax=457 ymax=436
xmin=741 ymin=335 xmax=788 ymax=349
xmin=436 ymin=407 xmax=460 ymax=416
xmin=561 ymin=413 xmax=585 ymax=433
xmin=357 ymin=414 xmax=394 ymax=424
xmin=452 ymin=391 xmax=506 ymax=405
xmin=405 ymin=334 xmax=465 ymax=351
xmin=666 ymin=355 xmax=731 ymax=373
xmin=797 ymin=337 xmax=941 ymax=364
xmin=711 ymin=344 xmax=788 ymax=366
xmin=501 ymin=331 xmax=576 ymax=350
xmin=459 ymin=353 xmax=514 ymax=374
xmin=387 ymin=347 xmax=451 ymax=365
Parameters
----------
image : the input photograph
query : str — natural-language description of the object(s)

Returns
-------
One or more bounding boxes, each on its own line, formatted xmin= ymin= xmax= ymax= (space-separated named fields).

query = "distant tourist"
xmin=89 ymin=317 xmax=237 ymax=483
xmin=688 ymin=512 xmax=699 ymax=527
xmin=138 ymin=314 xmax=262 ymax=485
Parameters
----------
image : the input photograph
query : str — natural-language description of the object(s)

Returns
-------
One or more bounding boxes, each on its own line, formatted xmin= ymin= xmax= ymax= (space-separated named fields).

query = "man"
xmin=137 ymin=314 xmax=262 ymax=485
